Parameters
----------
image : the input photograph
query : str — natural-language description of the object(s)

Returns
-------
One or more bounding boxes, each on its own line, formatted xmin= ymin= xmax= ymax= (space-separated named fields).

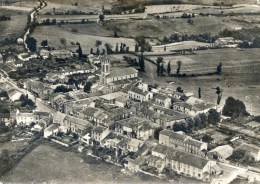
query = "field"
xmin=31 ymin=25 xmax=136 ymax=53
xmin=1 ymin=143 xmax=161 ymax=183
xmin=143 ymin=48 xmax=260 ymax=115
xmin=0 ymin=9 xmax=27 ymax=40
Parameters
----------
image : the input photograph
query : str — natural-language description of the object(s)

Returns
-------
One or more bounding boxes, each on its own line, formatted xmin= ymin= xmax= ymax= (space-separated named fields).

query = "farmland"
xmin=142 ymin=48 xmax=260 ymax=115
xmin=0 ymin=9 xmax=27 ymax=41
xmin=1 ymin=143 xmax=161 ymax=183
xmin=31 ymin=25 xmax=136 ymax=53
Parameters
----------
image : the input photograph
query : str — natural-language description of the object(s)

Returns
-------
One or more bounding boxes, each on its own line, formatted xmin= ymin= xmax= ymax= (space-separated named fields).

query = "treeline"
xmin=0 ymin=15 xmax=11 ymax=21
xmin=110 ymin=3 xmax=146 ymax=14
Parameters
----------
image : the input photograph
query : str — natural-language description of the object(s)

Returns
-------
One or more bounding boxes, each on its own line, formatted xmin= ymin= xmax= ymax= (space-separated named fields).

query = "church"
xmin=100 ymin=57 xmax=138 ymax=85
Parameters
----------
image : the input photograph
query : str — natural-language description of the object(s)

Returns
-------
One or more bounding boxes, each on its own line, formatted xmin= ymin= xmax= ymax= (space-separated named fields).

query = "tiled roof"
xmin=160 ymin=130 xmax=188 ymax=141
xmin=153 ymin=144 xmax=209 ymax=169
xmin=107 ymin=67 xmax=138 ymax=78
xmin=129 ymin=87 xmax=150 ymax=96
xmin=92 ymin=126 xmax=106 ymax=134
xmin=209 ymin=145 xmax=233 ymax=159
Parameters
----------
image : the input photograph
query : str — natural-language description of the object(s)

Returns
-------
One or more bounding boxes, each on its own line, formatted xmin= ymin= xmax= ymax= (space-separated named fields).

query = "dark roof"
xmin=92 ymin=126 xmax=106 ymax=134
xmin=129 ymin=87 xmax=149 ymax=96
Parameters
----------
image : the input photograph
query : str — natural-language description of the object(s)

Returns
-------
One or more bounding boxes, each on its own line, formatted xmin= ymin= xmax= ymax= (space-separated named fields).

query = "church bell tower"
xmin=100 ymin=57 xmax=110 ymax=84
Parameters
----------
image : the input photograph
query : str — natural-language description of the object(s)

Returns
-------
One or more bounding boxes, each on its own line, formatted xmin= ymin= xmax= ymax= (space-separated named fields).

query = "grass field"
xmin=0 ymin=9 xmax=27 ymax=40
xmin=31 ymin=25 xmax=136 ymax=53
xmin=1 ymin=143 xmax=161 ymax=183
xmin=142 ymin=48 xmax=260 ymax=115
xmin=47 ymin=15 xmax=254 ymax=40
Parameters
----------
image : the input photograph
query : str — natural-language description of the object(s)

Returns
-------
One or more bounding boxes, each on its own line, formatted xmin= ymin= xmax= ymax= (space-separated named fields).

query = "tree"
xmin=222 ymin=97 xmax=248 ymax=117
xmin=54 ymin=85 xmax=72 ymax=93
xmin=114 ymin=31 xmax=119 ymax=38
xmin=202 ymin=134 xmax=213 ymax=143
xmin=53 ymin=7 xmax=56 ymax=15
xmin=215 ymin=87 xmax=223 ymax=105
xmin=77 ymin=44 xmax=83 ymax=59
xmin=176 ymin=60 xmax=182 ymax=76
xmin=167 ymin=61 xmax=171 ymax=75
xmin=156 ymin=57 xmax=163 ymax=76
xmin=60 ymin=38 xmax=67 ymax=48
xmin=90 ymin=48 xmax=93 ymax=54
xmin=81 ymin=19 xmax=86 ymax=24
xmin=134 ymin=35 xmax=151 ymax=52
xmin=99 ymin=14 xmax=105 ymax=22
xmin=163 ymin=36 xmax=169 ymax=43
xmin=176 ymin=87 xmax=183 ymax=93
xmin=160 ymin=63 xmax=165 ymax=76
xmin=40 ymin=39 xmax=48 ymax=47
xmin=0 ymin=149 xmax=14 ymax=176
xmin=216 ymin=62 xmax=222 ymax=75
xmin=115 ymin=43 xmax=119 ymax=53
xmin=207 ymin=109 xmax=221 ymax=125
xmin=198 ymin=87 xmax=201 ymax=99
xmin=135 ymin=44 xmax=139 ymax=52
xmin=25 ymin=37 xmax=37 ymax=52
xmin=139 ymin=53 xmax=145 ymax=72
xmin=95 ymin=40 xmax=102 ymax=48
xmin=104 ymin=43 xmax=113 ymax=55
xmin=84 ymin=82 xmax=92 ymax=93
xmin=51 ymin=19 xmax=57 ymax=25
xmin=96 ymin=47 xmax=100 ymax=55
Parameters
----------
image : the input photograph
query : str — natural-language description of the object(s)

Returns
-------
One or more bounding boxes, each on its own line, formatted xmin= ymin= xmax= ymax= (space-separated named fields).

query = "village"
xmin=0 ymin=0 xmax=260 ymax=184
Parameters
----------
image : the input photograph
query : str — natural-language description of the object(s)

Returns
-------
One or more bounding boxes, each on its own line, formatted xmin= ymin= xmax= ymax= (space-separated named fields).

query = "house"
xmin=49 ymin=49 xmax=73 ymax=60
xmin=174 ymin=97 xmax=216 ymax=116
xmin=126 ymin=138 xmax=144 ymax=152
xmin=16 ymin=110 xmax=34 ymax=125
xmin=91 ymin=126 xmax=110 ymax=142
xmin=62 ymin=115 xmax=91 ymax=134
xmin=33 ymin=111 xmax=52 ymax=127
xmin=208 ymin=145 xmax=233 ymax=163
xmin=64 ymin=98 xmax=96 ymax=115
xmin=238 ymin=143 xmax=260 ymax=161
xmin=44 ymin=123 xmax=60 ymax=138
xmin=0 ymin=113 xmax=12 ymax=126
xmin=26 ymin=81 xmax=53 ymax=100
xmin=115 ymin=117 xmax=155 ymax=140
xmin=153 ymin=93 xmax=172 ymax=108
xmin=7 ymin=89 xmax=23 ymax=102
xmin=140 ymin=106 xmax=189 ymax=129
xmin=100 ymin=91 xmax=128 ymax=104
xmin=128 ymin=87 xmax=153 ymax=102
xmin=215 ymin=37 xmax=242 ymax=48
xmin=99 ymin=57 xmax=138 ymax=85
xmin=151 ymin=144 xmax=218 ymax=181
xmin=159 ymin=130 xmax=207 ymax=156
xmin=39 ymin=49 xmax=50 ymax=59
xmin=13 ymin=59 xmax=23 ymax=68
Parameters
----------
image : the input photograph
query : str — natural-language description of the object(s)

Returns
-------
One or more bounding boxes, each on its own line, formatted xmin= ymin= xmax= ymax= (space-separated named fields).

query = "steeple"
xmin=100 ymin=57 xmax=110 ymax=84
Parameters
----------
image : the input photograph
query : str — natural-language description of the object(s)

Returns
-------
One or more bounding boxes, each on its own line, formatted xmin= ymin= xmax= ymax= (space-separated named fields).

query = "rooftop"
xmin=107 ymin=67 xmax=138 ymax=79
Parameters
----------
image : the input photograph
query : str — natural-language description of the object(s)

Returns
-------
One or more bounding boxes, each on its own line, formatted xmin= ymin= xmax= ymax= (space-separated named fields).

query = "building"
xmin=151 ymin=144 xmax=219 ymax=181
xmin=208 ymin=145 xmax=233 ymax=163
xmin=128 ymin=87 xmax=153 ymax=102
xmin=99 ymin=57 xmax=138 ymax=85
xmin=49 ymin=49 xmax=74 ymax=60
xmin=62 ymin=115 xmax=91 ymax=134
xmin=159 ymin=130 xmax=207 ymax=156
xmin=44 ymin=123 xmax=60 ymax=138
xmin=16 ymin=110 xmax=34 ymax=125
xmin=174 ymin=97 xmax=216 ymax=116
xmin=91 ymin=126 xmax=110 ymax=142
xmin=115 ymin=117 xmax=155 ymax=140
xmin=153 ymin=93 xmax=172 ymax=108
xmin=238 ymin=143 xmax=260 ymax=161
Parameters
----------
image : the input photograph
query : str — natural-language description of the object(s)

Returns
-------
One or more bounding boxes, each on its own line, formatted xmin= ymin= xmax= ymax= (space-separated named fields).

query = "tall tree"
xmin=135 ymin=43 xmax=139 ymax=52
xmin=207 ymin=109 xmax=221 ymax=125
xmin=215 ymin=86 xmax=222 ymax=105
xmin=176 ymin=60 xmax=182 ymax=76
xmin=222 ymin=97 xmax=248 ymax=117
xmin=156 ymin=57 xmax=163 ymax=76
xmin=198 ymin=87 xmax=201 ymax=99
xmin=216 ymin=62 xmax=222 ymax=75
xmin=77 ymin=43 xmax=83 ymax=59
xmin=160 ymin=63 xmax=165 ymax=76
xmin=95 ymin=40 xmax=102 ymax=48
xmin=84 ymin=82 xmax=92 ymax=93
xmin=167 ymin=61 xmax=171 ymax=75
xmin=115 ymin=43 xmax=119 ymax=53
xmin=139 ymin=53 xmax=145 ymax=72
xmin=40 ymin=39 xmax=48 ymax=47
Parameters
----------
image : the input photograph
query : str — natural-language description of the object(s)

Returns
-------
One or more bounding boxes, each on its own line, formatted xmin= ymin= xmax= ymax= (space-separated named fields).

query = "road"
xmin=0 ymin=72 xmax=54 ymax=113
xmin=38 ymin=13 xmax=147 ymax=23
